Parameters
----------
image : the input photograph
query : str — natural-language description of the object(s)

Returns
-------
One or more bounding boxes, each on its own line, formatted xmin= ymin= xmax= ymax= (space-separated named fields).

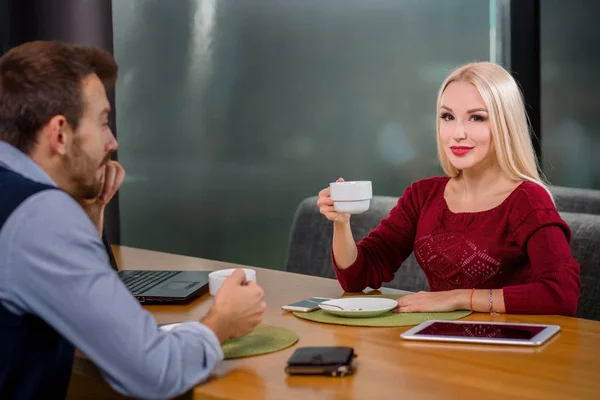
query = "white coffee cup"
xmin=208 ymin=268 xmax=257 ymax=296
xmin=329 ymin=180 xmax=373 ymax=214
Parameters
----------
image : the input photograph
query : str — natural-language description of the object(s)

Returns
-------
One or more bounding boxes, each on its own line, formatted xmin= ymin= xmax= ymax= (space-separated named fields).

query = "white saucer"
xmin=319 ymin=297 xmax=397 ymax=318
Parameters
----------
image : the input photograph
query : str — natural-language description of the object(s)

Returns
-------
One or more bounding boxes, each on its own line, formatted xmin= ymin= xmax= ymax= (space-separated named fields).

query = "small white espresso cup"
xmin=208 ymin=268 xmax=257 ymax=296
xmin=329 ymin=181 xmax=373 ymax=214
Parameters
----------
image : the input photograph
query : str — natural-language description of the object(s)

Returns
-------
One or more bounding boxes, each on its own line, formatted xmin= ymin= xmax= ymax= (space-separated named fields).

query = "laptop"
xmin=103 ymin=235 xmax=210 ymax=304
xmin=117 ymin=269 xmax=210 ymax=304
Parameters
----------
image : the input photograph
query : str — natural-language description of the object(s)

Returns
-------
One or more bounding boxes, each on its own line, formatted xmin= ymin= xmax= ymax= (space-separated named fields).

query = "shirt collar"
xmin=0 ymin=140 xmax=58 ymax=187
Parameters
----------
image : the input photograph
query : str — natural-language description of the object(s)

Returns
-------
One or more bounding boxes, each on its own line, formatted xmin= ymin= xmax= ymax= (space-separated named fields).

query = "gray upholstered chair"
xmin=560 ymin=212 xmax=600 ymax=321
xmin=551 ymin=185 xmax=600 ymax=215
xmin=284 ymin=196 xmax=428 ymax=293
xmin=285 ymin=195 xmax=600 ymax=321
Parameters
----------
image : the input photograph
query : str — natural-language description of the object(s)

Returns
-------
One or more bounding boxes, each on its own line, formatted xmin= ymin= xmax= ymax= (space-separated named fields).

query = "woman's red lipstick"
xmin=450 ymin=146 xmax=473 ymax=156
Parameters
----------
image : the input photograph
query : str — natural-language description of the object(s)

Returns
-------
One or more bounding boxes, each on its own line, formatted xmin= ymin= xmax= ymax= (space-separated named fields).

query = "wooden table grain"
xmin=68 ymin=246 xmax=600 ymax=400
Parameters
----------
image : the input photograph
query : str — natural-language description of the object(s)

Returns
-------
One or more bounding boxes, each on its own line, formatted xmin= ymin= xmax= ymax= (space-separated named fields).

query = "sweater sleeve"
xmin=503 ymin=208 xmax=581 ymax=315
xmin=333 ymin=182 xmax=422 ymax=292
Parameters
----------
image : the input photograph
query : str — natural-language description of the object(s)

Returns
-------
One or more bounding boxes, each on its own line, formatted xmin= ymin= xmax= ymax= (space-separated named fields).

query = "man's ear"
xmin=43 ymin=115 xmax=71 ymax=156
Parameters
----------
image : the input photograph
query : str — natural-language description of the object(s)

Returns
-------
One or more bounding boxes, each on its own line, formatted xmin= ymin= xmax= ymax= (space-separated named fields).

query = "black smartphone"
xmin=285 ymin=346 xmax=356 ymax=377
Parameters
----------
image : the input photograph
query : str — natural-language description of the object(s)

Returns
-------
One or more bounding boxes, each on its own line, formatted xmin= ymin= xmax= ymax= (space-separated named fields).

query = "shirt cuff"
xmin=171 ymin=321 xmax=225 ymax=361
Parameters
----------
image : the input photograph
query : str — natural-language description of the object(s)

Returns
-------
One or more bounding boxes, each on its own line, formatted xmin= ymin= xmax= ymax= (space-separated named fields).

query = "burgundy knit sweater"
xmin=333 ymin=177 xmax=581 ymax=316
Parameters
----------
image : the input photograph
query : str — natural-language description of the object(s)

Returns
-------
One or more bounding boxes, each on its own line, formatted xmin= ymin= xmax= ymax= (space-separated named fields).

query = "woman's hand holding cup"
xmin=317 ymin=177 xmax=351 ymax=224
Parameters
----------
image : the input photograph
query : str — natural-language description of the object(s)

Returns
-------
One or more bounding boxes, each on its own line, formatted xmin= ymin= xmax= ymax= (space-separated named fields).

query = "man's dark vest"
xmin=0 ymin=165 xmax=75 ymax=399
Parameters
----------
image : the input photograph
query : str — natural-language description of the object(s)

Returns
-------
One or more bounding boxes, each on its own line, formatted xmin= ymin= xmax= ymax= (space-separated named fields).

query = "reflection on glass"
xmin=541 ymin=0 xmax=600 ymax=189
xmin=113 ymin=0 xmax=491 ymax=269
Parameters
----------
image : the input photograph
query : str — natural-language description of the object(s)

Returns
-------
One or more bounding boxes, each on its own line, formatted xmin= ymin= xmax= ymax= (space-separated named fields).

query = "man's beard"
xmin=65 ymin=146 xmax=109 ymax=200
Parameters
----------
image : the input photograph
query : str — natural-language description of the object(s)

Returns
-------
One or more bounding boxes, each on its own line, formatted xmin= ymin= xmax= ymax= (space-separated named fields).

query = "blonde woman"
xmin=317 ymin=62 xmax=581 ymax=316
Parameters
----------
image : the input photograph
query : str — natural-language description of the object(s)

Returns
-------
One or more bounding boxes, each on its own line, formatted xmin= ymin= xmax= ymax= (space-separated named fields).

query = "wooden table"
xmin=69 ymin=246 xmax=600 ymax=400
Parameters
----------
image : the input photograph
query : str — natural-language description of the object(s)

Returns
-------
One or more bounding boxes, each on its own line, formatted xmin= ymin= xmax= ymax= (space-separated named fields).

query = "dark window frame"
xmin=508 ymin=0 xmax=542 ymax=162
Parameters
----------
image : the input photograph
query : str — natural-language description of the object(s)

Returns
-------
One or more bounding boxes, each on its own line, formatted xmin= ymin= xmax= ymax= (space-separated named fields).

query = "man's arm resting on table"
xmin=6 ymin=191 xmax=223 ymax=399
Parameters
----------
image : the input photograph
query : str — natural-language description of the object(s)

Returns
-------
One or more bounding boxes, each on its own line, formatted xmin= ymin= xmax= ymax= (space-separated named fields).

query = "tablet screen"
xmin=414 ymin=322 xmax=545 ymax=340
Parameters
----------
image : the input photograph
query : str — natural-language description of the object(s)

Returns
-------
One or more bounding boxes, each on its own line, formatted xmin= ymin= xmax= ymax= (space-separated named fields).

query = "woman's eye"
xmin=440 ymin=113 xmax=453 ymax=121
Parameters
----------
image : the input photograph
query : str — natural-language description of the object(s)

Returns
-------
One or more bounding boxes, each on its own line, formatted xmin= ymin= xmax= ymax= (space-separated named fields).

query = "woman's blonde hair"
xmin=435 ymin=61 xmax=554 ymax=202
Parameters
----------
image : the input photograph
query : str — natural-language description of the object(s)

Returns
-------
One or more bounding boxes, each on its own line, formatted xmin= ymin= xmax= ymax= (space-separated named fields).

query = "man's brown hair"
xmin=0 ymin=41 xmax=118 ymax=154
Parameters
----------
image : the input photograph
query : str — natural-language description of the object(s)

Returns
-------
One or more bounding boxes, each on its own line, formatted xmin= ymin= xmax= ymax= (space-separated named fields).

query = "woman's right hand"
xmin=317 ymin=177 xmax=350 ymax=224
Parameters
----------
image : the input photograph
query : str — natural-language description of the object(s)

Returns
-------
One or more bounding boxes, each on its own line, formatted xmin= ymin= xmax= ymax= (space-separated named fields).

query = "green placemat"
xmin=293 ymin=294 xmax=472 ymax=327
xmin=222 ymin=324 xmax=298 ymax=359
